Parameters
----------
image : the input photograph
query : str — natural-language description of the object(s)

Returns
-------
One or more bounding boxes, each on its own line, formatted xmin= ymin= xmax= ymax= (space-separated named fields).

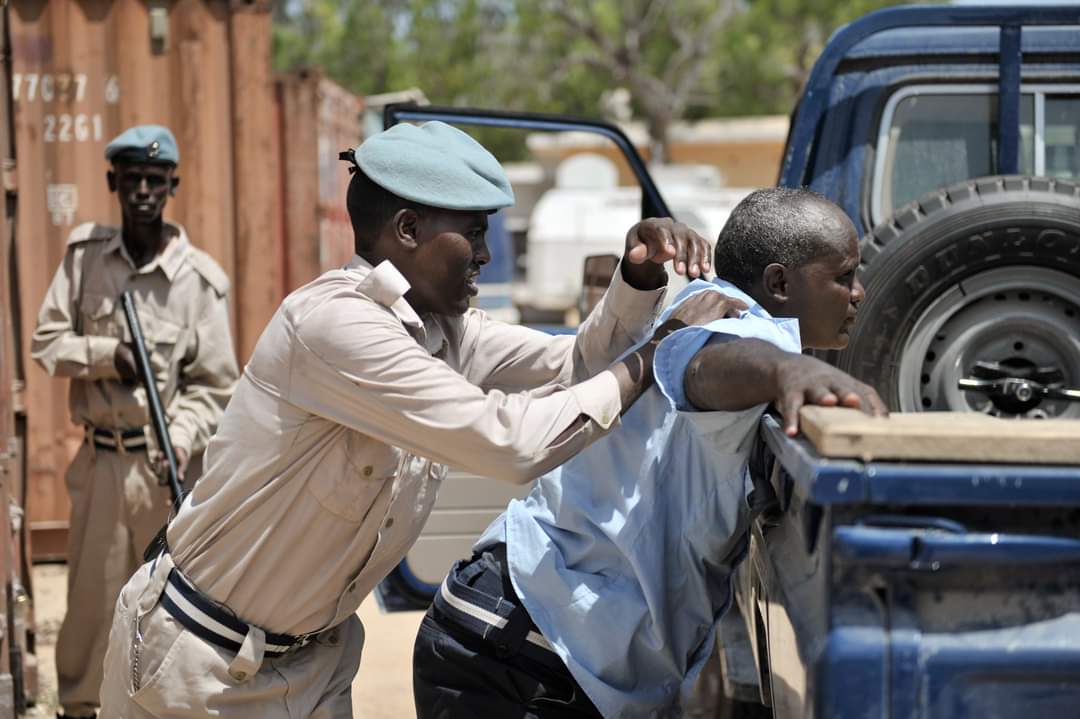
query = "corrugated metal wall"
xmin=10 ymin=0 xmax=281 ymax=560
xmin=276 ymin=69 xmax=362 ymax=292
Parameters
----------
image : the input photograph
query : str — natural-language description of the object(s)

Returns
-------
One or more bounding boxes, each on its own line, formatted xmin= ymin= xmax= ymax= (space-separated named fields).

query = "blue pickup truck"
xmin=378 ymin=4 xmax=1080 ymax=717
xmin=721 ymin=6 xmax=1080 ymax=719
xmin=786 ymin=4 xmax=1080 ymax=421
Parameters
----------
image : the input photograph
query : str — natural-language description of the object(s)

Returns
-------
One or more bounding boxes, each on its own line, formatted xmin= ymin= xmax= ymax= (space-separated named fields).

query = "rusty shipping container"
xmin=10 ymin=0 xmax=282 ymax=561
xmin=275 ymin=69 xmax=363 ymax=292
xmin=2 ymin=3 xmax=40 ymax=713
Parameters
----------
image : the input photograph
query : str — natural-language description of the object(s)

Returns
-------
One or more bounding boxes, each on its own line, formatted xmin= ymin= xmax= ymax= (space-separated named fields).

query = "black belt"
xmin=434 ymin=547 xmax=562 ymax=671
xmin=89 ymin=427 xmax=148 ymax=452
xmin=159 ymin=564 xmax=314 ymax=658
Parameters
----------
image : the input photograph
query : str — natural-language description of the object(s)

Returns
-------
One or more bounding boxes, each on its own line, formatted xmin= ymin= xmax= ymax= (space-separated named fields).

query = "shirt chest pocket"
xmin=80 ymin=293 xmax=121 ymax=338
xmin=143 ymin=318 xmax=184 ymax=376
xmin=309 ymin=433 xmax=401 ymax=523
xmin=80 ymin=294 xmax=186 ymax=372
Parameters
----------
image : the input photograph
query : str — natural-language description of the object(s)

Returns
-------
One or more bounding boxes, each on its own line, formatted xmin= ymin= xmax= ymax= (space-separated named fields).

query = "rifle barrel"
xmin=120 ymin=290 xmax=184 ymax=509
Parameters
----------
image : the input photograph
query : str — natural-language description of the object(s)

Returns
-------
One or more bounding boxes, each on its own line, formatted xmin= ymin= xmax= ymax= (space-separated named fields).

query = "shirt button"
xmin=327 ymin=630 xmax=340 ymax=644
xmin=362 ymin=466 xmax=373 ymax=477
xmin=230 ymin=669 xmax=247 ymax=681
xmin=601 ymin=413 xmax=610 ymax=424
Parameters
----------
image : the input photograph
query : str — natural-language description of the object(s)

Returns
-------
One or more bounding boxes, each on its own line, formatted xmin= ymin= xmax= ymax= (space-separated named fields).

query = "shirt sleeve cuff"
xmin=88 ymin=336 xmax=121 ymax=377
xmin=567 ymin=370 xmax=621 ymax=430
xmin=653 ymin=325 xmax=721 ymax=411
xmin=605 ymin=263 xmax=667 ymax=330
xmin=168 ymin=423 xmax=195 ymax=456
xmin=654 ymin=315 xmax=802 ymax=411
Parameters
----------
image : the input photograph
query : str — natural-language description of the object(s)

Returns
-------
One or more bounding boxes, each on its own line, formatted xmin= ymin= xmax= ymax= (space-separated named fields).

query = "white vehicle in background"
xmin=519 ymin=153 xmax=753 ymax=323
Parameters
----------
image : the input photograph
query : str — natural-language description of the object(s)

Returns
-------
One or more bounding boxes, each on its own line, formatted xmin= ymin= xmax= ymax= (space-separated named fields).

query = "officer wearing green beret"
xmin=31 ymin=125 xmax=239 ymax=718
xmin=99 ymin=121 xmax=738 ymax=716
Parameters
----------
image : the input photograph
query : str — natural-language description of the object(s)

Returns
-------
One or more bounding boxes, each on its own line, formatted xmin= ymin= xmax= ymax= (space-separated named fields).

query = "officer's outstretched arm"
xmin=286 ymin=290 xmax=739 ymax=485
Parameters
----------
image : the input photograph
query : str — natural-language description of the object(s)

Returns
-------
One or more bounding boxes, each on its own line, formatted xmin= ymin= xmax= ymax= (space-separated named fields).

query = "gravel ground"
xmin=26 ymin=563 xmax=423 ymax=718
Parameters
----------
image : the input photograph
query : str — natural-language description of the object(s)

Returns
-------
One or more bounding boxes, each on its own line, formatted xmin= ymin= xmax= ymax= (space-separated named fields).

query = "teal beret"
xmin=105 ymin=124 xmax=179 ymax=166
xmin=351 ymin=121 xmax=513 ymax=211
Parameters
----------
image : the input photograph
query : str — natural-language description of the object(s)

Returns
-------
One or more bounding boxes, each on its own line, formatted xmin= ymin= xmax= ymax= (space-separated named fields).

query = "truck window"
xmin=1046 ymin=95 xmax=1080 ymax=179
xmin=871 ymin=85 xmax=1079 ymax=223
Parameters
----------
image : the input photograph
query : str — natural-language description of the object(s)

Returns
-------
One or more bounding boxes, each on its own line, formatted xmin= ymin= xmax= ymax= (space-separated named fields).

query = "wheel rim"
xmin=897 ymin=267 xmax=1080 ymax=417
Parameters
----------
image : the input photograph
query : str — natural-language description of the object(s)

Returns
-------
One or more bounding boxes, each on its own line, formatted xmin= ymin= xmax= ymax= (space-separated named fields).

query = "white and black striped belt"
xmin=434 ymin=553 xmax=561 ymax=670
xmin=88 ymin=426 xmax=147 ymax=453
xmin=159 ymin=564 xmax=316 ymax=658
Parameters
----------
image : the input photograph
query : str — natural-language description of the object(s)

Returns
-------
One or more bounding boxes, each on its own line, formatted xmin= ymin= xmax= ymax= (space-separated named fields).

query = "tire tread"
xmin=862 ymin=175 xmax=1080 ymax=262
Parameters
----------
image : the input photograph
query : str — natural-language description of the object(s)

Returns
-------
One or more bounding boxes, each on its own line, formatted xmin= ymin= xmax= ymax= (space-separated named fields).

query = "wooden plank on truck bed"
xmin=798 ymin=406 xmax=1080 ymax=464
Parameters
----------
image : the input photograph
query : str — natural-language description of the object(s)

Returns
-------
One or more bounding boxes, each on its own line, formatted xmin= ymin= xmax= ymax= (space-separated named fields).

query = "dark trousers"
xmin=413 ymin=545 xmax=604 ymax=719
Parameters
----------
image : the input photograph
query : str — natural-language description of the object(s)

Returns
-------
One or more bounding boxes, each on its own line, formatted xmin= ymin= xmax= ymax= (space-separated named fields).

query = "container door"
xmin=0 ymin=3 xmax=36 ymax=710
xmin=9 ymin=2 xmax=279 ymax=562
xmin=374 ymin=105 xmax=683 ymax=609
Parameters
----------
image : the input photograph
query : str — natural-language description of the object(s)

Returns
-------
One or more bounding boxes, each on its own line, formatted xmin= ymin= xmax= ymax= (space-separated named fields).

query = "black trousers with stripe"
xmin=412 ymin=545 xmax=603 ymax=719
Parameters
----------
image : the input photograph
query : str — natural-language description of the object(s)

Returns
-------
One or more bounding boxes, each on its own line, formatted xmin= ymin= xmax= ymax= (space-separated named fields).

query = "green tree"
xmin=709 ymin=0 xmax=915 ymax=118
xmin=514 ymin=0 xmax=741 ymax=161
xmin=273 ymin=0 xmax=914 ymax=160
xmin=272 ymin=0 xmax=416 ymax=93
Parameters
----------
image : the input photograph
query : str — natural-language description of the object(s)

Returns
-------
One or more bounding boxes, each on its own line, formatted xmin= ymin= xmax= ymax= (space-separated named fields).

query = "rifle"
xmin=120 ymin=290 xmax=185 ymax=511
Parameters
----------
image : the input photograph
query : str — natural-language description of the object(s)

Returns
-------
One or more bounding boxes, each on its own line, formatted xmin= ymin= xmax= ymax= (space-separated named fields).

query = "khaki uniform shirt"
xmin=31 ymin=222 xmax=240 ymax=457
xmin=168 ymin=255 xmax=665 ymax=636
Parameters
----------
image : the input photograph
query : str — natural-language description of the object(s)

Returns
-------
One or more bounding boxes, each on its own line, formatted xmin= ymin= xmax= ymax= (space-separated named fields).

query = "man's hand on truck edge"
xmin=775 ymin=353 xmax=888 ymax=436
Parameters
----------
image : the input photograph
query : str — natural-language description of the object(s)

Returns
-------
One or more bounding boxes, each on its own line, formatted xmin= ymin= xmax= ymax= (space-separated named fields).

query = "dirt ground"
xmin=25 ymin=563 xmax=423 ymax=718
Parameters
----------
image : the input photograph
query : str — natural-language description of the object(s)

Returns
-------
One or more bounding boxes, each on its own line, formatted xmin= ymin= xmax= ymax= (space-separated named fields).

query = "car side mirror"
xmin=578 ymin=254 xmax=620 ymax=323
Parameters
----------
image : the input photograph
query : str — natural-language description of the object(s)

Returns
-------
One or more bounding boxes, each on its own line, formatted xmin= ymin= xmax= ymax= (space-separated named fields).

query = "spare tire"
xmin=834 ymin=176 xmax=1080 ymax=418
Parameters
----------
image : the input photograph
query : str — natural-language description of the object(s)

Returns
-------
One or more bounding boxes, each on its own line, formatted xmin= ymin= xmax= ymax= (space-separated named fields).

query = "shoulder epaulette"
xmin=66 ymin=222 xmax=117 ymax=246
xmin=187 ymin=247 xmax=230 ymax=297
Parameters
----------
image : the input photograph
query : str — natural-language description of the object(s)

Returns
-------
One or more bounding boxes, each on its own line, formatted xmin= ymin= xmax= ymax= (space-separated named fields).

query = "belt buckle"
xmin=284 ymin=633 xmax=314 ymax=655
xmin=113 ymin=429 xmax=127 ymax=455
xmin=297 ymin=636 xmax=311 ymax=650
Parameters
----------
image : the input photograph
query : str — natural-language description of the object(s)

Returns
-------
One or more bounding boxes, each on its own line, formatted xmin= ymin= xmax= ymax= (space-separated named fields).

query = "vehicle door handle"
xmin=833 ymin=525 xmax=1080 ymax=570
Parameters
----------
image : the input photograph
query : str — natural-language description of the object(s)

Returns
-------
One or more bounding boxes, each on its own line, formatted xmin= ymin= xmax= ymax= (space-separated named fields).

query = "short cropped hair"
xmin=346 ymin=168 xmax=424 ymax=252
xmin=713 ymin=187 xmax=848 ymax=291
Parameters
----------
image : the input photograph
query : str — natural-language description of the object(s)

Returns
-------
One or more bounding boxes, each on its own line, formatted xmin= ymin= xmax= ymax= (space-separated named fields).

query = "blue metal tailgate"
xmin=762 ymin=415 xmax=1080 ymax=509
xmin=746 ymin=415 xmax=1080 ymax=719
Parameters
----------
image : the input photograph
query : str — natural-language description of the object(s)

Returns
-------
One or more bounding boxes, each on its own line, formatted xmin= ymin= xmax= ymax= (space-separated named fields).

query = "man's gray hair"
xmin=713 ymin=187 xmax=848 ymax=290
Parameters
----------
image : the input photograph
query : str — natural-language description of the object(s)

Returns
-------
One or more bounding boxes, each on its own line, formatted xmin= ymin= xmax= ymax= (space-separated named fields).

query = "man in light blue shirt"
xmin=412 ymin=188 xmax=887 ymax=718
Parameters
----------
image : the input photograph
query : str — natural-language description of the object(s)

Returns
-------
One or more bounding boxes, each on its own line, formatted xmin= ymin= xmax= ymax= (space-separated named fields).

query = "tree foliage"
xmin=272 ymin=0 xmax=911 ymax=160
xmin=711 ymin=0 xmax=914 ymax=117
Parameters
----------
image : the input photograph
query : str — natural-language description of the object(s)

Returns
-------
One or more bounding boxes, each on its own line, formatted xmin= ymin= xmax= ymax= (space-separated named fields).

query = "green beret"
xmin=105 ymin=124 xmax=179 ymax=166
xmin=350 ymin=121 xmax=513 ymax=211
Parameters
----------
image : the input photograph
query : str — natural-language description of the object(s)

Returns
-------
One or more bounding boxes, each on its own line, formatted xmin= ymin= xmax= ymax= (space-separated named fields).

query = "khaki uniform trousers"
xmin=99 ymin=553 xmax=364 ymax=717
xmin=58 ymin=440 xmax=172 ymax=716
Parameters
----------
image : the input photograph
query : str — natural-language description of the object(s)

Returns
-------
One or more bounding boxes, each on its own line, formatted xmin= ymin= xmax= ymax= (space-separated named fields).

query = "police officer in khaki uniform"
xmin=98 ymin=121 xmax=740 ymax=717
xmin=31 ymin=125 xmax=239 ymax=719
